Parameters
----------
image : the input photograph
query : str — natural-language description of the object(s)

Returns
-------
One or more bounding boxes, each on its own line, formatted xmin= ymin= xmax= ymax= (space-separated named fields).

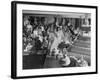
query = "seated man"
xmin=35 ymin=37 xmax=42 ymax=50
xmin=32 ymin=27 xmax=39 ymax=38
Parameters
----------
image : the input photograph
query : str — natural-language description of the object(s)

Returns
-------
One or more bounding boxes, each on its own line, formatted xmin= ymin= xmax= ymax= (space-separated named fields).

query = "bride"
xmin=49 ymin=27 xmax=64 ymax=56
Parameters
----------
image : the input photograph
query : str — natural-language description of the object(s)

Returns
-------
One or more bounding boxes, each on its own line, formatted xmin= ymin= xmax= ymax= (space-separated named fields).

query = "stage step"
xmin=68 ymin=52 xmax=91 ymax=65
xmin=73 ymin=41 xmax=90 ymax=48
xmin=77 ymin=36 xmax=90 ymax=41
xmin=75 ymin=40 xmax=90 ymax=44
xmin=69 ymin=45 xmax=90 ymax=56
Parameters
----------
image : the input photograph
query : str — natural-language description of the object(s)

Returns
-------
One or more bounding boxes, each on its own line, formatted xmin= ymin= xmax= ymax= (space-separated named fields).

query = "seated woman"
xmin=56 ymin=50 xmax=64 ymax=60
xmin=24 ymin=42 xmax=33 ymax=52
xmin=58 ymin=48 xmax=78 ymax=67
xmin=59 ymin=48 xmax=71 ymax=66
xmin=76 ymin=55 xmax=89 ymax=67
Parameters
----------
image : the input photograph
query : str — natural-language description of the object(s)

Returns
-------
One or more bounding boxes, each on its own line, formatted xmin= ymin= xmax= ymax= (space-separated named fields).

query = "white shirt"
xmin=60 ymin=55 xmax=71 ymax=66
xmin=33 ymin=30 xmax=38 ymax=38
xmin=26 ymin=24 xmax=32 ymax=32
xmin=38 ymin=35 xmax=43 ymax=42
xmin=24 ymin=43 xmax=32 ymax=52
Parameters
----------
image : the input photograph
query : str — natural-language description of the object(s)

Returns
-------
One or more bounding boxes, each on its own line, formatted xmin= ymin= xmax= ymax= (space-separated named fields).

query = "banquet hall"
xmin=23 ymin=10 xmax=91 ymax=69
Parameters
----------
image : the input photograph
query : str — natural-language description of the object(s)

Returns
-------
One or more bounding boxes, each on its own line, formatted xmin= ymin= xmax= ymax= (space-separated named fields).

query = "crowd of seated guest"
xmin=23 ymin=16 xmax=80 ymax=55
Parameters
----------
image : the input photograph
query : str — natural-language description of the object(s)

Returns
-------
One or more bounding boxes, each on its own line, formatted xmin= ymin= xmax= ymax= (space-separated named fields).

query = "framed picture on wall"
xmin=11 ymin=1 xmax=98 ymax=79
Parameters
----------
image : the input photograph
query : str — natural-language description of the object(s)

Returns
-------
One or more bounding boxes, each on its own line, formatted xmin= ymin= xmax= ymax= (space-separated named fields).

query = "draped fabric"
xmin=75 ymin=18 xmax=80 ymax=29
